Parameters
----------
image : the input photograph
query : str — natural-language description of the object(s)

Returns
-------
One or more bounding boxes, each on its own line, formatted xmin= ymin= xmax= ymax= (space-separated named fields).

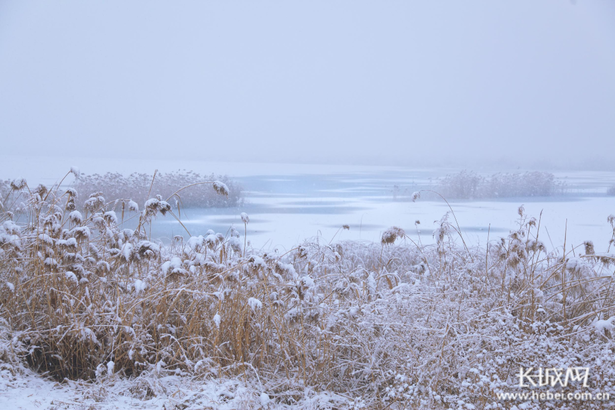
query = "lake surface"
xmin=153 ymin=168 xmax=615 ymax=254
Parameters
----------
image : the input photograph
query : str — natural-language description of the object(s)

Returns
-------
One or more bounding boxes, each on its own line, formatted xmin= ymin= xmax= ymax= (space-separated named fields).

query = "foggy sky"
xmin=1 ymin=0 xmax=614 ymax=169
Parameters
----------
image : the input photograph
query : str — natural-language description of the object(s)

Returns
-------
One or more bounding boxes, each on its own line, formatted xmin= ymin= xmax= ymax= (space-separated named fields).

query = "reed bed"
xmin=1 ymin=172 xmax=614 ymax=409
xmin=437 ymin=170 xmax=567 ymax=199
xmin=72 ymin=170 xmax=243 ymax=210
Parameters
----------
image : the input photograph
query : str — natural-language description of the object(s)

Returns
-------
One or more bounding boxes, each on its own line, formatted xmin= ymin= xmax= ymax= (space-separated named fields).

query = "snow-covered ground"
xmin=0 ymin=367 xmax=342 ymax=409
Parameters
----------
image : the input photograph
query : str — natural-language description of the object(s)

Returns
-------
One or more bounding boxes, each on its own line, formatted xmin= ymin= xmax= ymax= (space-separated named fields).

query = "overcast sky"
xmin=0 ymin=0 xmax=614 ymax=169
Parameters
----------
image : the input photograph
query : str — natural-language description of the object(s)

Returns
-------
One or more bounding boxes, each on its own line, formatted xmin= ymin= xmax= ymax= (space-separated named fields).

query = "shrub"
xmin=607 ymin=185 xmax=615 ymax=196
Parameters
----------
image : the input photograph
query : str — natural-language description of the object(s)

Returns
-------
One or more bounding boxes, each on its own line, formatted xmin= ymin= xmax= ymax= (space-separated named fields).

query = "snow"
xmin=594 ymin=316 xmax=615 ymax=333
xmin=38 ymin=234 xmax=53 ymax=246
xmin=0 ymin=367 xmax=347 ymax=409
xmin=128 ymin=200 xmax=139 ymax=212
xmin=68 ymin=210 xmax=83 ymax=224
xmin=156 ymin=360 xmax=165 ymax=374
xmin=187 ymin=235 xmax=204 ymax=250
xmin=201 ymin=234 xmax=215 ymax=250
xmin=0 ymin=368 xmax=81 ymax=410
xmin=301 ymin=275 xmax=315 ymax=289
xmin=65 ymin=271 xmax=78 ymax=283
xmin=161 ymin=257 xmax=185 ymax=275
xmin=143 ymin=198 xmax=159 ymax=209
xmin=227 ymin=236 xmax=241 ymax=253
xmin=2 ymin=221 xmax=20 ymax=235
xmin=247 ymin=297 xmax=262 ymax=311
xmin=2 ymin=234 xmax=20 ymax=247
xmin=121 ymin=243 xmax=134 ymax=261
xmin=249 ymin=256 xmax=266 ymax=270
xmin=58 ymin=238 xmax=78 ymax=248
xmin=260 ymin=392 xmax=271 ymax=406
xmin=134 ymin=279 xmax=147 ymax=294
xmin=44 ymin=257 xmax=58 ymax=269
xmin=70 ymin=226 xmax=91 ymax=239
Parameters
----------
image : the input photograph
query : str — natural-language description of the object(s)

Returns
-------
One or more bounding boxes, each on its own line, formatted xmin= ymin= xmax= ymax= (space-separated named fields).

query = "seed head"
xmin=584 ymin=241 xmax=595 ymax=255
xmin=381 ymin=226 xmax=405 ymax=245
xmin=213 ymin=181 xmax=229 ymax=196
xmin=10 ymin=179 xmax=27 ymax=191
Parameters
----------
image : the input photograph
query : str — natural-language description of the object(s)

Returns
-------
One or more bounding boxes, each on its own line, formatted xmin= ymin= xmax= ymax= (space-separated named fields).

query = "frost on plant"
xmin=381 ymin=226 xmax=405 ymax=245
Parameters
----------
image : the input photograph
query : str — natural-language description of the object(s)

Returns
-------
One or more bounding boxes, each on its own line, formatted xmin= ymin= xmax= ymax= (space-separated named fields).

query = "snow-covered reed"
xmin=437 ymin=170 xmax=567 ymax=199
xmin=1 ymin=172 xmax=614 ymax=409
xmin=73 ymin=170 xmax=243 ymax=210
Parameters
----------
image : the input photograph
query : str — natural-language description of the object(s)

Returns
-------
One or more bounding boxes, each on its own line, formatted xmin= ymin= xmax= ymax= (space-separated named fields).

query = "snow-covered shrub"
xmin=607 ymin=184 xmax=615 ymax=196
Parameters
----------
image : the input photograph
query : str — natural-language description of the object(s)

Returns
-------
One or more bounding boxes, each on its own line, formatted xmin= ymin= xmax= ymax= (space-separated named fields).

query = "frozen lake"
xmin=155 ymin=170 xmax=615 ymax=254
xmin=1 ymin=155 xmax=614 ymax=253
